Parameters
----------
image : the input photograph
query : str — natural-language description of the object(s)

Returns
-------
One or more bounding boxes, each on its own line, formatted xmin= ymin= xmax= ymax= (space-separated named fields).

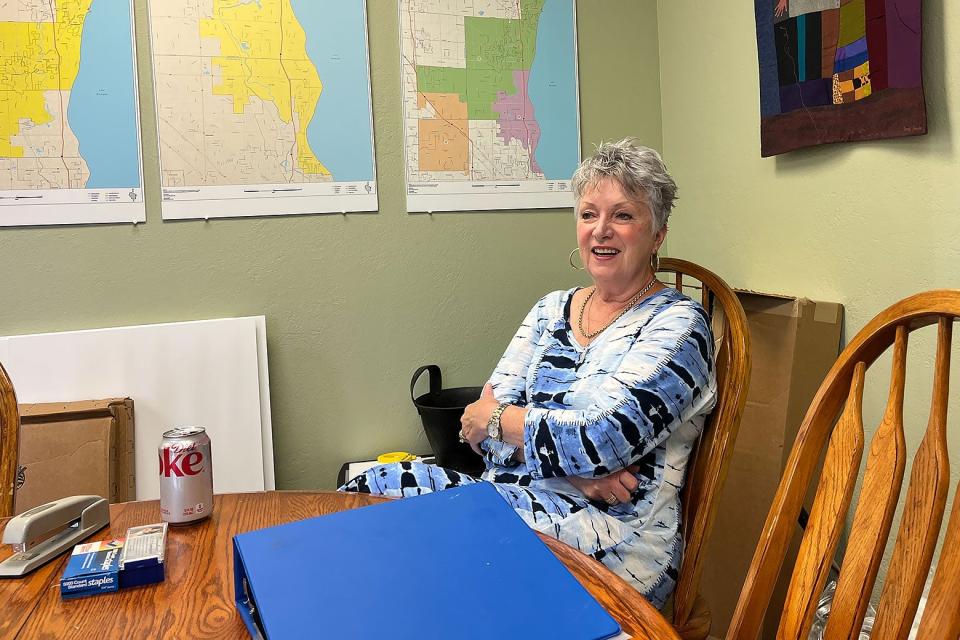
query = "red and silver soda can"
xmin=159 ymin=426 xmax=213 ymax=525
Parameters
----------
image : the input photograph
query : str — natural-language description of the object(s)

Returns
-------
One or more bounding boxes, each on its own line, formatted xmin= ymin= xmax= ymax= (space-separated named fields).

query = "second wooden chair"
xmin=728 ymin=290 xmax=960 ymax=639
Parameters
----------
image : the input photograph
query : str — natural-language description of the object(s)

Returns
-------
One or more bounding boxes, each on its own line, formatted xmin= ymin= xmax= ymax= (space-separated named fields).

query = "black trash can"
xmin=410 ymin=365 xmax=485 ymax=476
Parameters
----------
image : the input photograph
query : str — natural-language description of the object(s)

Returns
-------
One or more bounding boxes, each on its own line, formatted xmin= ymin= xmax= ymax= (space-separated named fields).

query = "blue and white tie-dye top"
xmin=481 ymin=286 xmax=717 ymax=578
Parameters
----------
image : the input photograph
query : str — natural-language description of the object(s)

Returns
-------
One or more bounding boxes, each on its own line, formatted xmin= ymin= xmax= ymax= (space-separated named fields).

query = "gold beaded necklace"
xmin=577 ymin=277 xmax=658 ymax=340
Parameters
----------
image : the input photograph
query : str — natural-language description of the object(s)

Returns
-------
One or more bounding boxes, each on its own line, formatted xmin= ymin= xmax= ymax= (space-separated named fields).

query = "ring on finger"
xmin=606 ymin=493 xmax=618 ymax=505
xmin=458 ymin=429 xmax=467 ymax=444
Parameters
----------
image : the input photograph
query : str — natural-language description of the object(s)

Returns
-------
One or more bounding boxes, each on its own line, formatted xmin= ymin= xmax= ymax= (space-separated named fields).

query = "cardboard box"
xmin=15 ymin=399 xmax=135 ymax=514
xmin=700 ymin=292 xmax=843 ymax=639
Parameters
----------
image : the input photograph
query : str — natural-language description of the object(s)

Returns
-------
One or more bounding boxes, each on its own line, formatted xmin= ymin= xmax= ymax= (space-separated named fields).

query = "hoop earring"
xmin=568 ymin=248 xmax=584 ymax=271
xmin=650 ymin=252 xmax=660 ymax=273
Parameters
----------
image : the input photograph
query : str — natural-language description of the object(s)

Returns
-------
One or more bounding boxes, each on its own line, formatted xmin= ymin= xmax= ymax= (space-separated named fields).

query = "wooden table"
xmin=0 ymin=492 xmax=679 ymax=639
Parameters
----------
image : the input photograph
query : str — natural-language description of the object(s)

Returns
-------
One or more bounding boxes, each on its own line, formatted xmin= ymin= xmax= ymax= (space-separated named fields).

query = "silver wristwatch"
xmin=486 ymin=403 xmax=509 ymax=440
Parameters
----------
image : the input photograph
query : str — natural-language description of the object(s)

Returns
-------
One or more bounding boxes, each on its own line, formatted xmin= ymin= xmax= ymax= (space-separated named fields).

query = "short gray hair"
xmin=571 ymin=138 xmax=677 ymax=233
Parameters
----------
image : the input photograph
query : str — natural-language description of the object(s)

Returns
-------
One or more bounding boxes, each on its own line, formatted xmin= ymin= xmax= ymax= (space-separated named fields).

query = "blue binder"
xmin=233 ymin=483 xmax=622 ymax=639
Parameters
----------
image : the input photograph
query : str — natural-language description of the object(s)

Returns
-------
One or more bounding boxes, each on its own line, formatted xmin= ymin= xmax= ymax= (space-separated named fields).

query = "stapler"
xmin=0 ymin=495 xmax=109 ymax=577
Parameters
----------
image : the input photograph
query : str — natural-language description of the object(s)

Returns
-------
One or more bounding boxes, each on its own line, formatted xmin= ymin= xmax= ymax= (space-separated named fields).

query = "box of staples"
xmin=60 ymin=539 xmax=124 ymax=598
xmin=119 ymin=523 xmax=167 ymax=588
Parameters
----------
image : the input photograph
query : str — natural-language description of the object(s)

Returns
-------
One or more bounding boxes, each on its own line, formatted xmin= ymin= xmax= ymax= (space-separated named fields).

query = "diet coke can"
xmin=159 ymin=426 xmax=213 ymax=525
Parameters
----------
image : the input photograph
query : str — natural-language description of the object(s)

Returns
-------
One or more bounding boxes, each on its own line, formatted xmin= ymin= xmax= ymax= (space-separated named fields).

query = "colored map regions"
xmin=494 ymin=70 xmax=541 ymax=174
xmin=416 ymin=92 xmax=468 ymax=172
xmin=151 ymin=0 xmax=332 ymax=187
xmin=0 ymin=0 xmax=93 ymax=190
xmin=416 ymin=2 xmax=541 ymax=120
xmin=403 ymin=0 xmax=552 ymax=182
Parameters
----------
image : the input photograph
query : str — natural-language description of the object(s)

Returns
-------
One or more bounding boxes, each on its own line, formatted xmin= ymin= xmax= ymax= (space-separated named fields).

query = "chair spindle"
xmin=825 ymin=327 xmax=908 ymax=639
xmin=872 ymin=319 xmax=952 ymax=640
xmin=778 ymin=362 xmax=867 ymax=640
xmin=916 ymin=478 xmax=960 ymax=638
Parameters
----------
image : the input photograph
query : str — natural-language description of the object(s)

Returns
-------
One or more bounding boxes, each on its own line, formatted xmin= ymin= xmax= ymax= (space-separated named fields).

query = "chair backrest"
xmin=728 ymin=290 xmax=960 ymax=640
xmin=0 ymin=361 xmax=19 ymax=517
xmin=656 ymin=258 xmax=751 ymax=636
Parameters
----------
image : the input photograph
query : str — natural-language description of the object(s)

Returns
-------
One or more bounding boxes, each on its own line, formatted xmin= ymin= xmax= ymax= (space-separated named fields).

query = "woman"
xmin=341 ymin=138 xmax=716 ymax=608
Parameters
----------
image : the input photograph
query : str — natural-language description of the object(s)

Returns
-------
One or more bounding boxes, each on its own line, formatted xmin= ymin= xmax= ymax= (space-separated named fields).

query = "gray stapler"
xmin=0 ymin=495 xmax=110 ymax=577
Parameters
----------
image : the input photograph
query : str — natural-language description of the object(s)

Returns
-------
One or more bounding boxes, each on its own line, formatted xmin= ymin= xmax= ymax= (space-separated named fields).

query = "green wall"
xmin=657 ymin=0 xmax=959 ymax=605
xmin=0 ymin=1 xmax=663 ymax=489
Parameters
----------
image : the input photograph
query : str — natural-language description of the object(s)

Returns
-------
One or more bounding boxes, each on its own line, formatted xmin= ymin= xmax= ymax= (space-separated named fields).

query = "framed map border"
xmin=0 ymin=0 xmax=145 ymax=227
xmin=148 ymin=0 xmax=378 ymax=221
xmin=399 ymin=0 xmax=581 ymax=213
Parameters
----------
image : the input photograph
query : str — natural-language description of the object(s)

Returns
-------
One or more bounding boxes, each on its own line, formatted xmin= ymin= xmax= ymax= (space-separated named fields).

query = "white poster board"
xmin=0 ymin=317 xmax=274 ymax=500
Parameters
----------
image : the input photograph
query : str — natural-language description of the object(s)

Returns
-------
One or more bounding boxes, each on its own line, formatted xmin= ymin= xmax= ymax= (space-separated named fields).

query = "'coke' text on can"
xmin=159 ymin=426 xmax=213 ymax=525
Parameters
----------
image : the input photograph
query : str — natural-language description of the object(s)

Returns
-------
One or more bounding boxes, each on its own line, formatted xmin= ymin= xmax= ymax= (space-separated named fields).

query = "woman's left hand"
xmin=460 ymin=383 xmax=500 ymax=455
xmin=567 ymin=465 xmax=640 ymax=505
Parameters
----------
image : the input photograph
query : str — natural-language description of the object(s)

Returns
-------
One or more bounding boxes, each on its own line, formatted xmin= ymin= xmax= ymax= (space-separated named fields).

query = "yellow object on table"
xmin=376 ymin=451 xmax=417 ymax=463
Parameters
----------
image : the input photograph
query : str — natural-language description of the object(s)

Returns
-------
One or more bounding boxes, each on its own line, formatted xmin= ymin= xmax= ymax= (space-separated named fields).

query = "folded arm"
xmin=465 ymin=296 xmax=715 ymax=483
xmin=503 ymin=301 xmax=715 ymax=479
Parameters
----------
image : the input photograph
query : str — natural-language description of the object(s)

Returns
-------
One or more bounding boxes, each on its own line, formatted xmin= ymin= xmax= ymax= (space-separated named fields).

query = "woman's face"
xmin=576 ymin=178 xmax=666 ymax=291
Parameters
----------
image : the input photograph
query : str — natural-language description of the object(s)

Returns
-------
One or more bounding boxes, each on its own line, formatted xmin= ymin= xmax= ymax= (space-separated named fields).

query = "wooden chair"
xmin=656 ymin=258 xmax=752 ymax=640
xmin=728 ymin=290 xmax=960 ymax=639
xmin=0 ymin=361 xmax=19 ymax=517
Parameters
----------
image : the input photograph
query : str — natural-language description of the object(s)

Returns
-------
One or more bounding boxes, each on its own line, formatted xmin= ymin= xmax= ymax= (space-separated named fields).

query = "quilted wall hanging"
xmin=755 ymin=0 xmax=926 ymax=156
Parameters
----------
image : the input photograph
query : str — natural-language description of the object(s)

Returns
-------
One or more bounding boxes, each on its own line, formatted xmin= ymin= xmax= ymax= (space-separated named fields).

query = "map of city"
xmin=150 ymin=0 xmax=377 ymax=219
xmin=400 ymin=0 xmax=580 ymax=211
xmin=0 ymin=0 xmax=143 ymax=225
